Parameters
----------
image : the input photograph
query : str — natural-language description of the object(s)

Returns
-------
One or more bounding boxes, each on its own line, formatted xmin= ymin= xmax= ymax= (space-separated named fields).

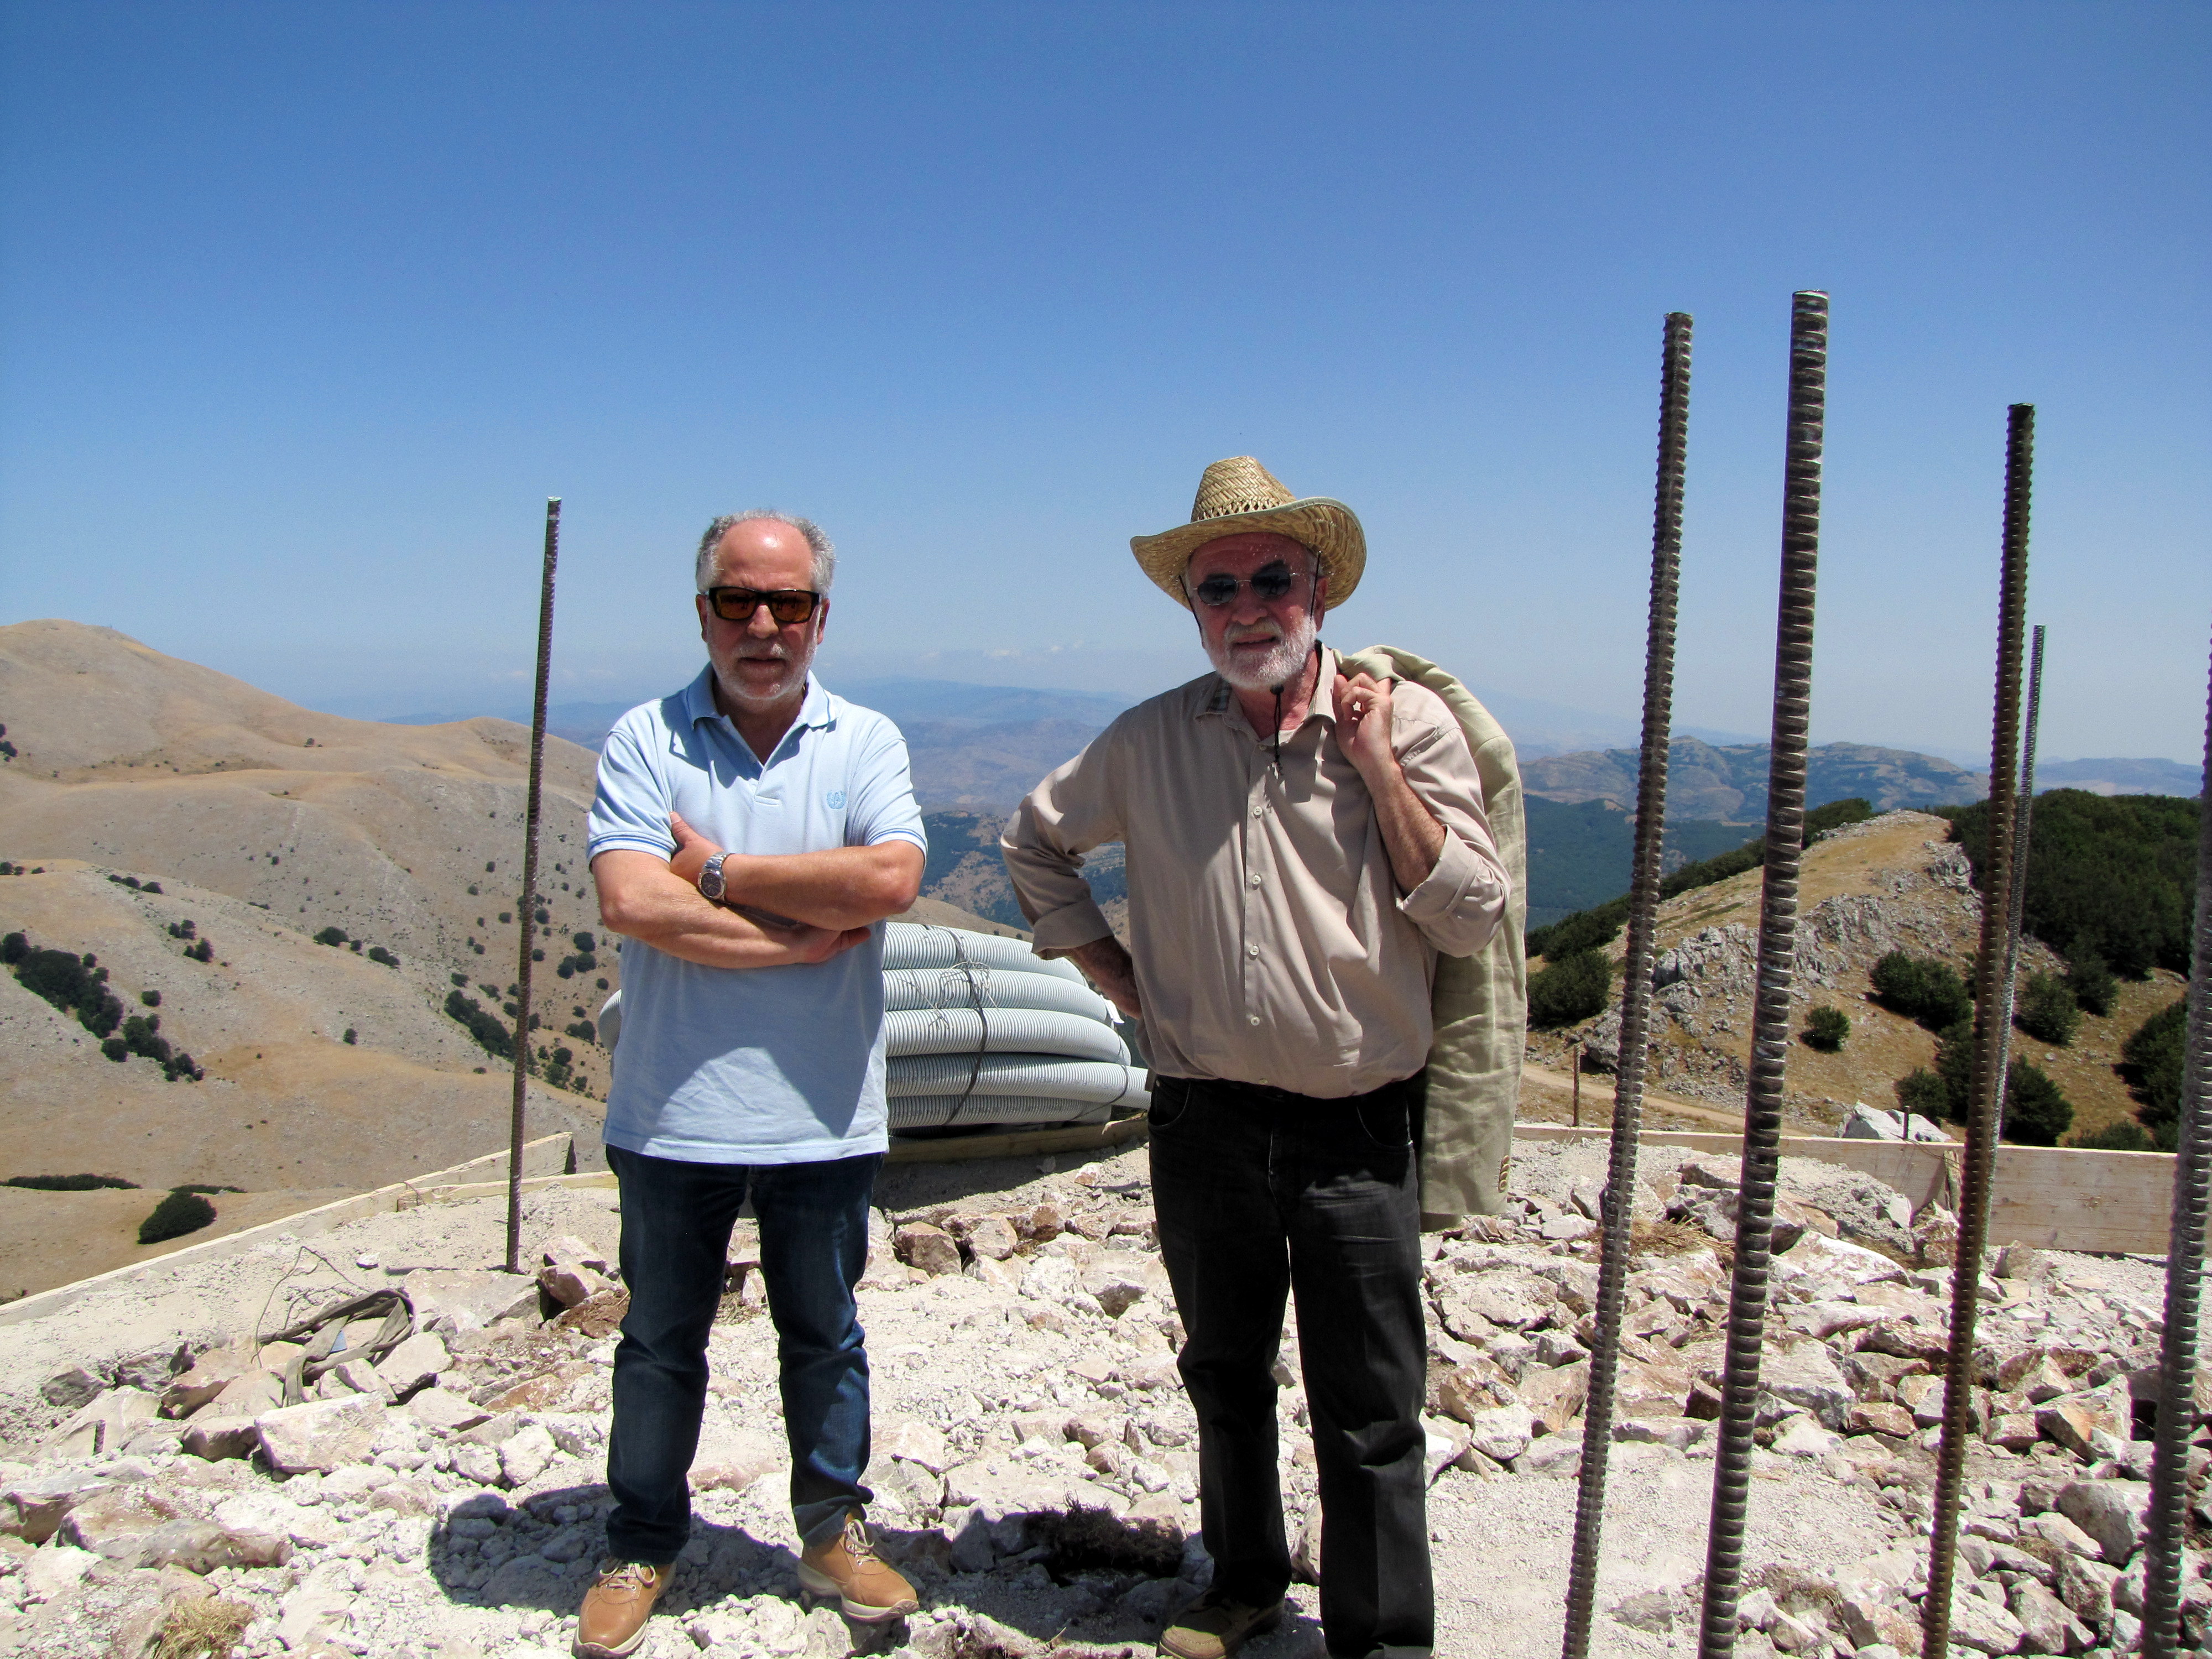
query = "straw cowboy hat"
xmin=1130 ymin=456 xmax=1366 ymax=609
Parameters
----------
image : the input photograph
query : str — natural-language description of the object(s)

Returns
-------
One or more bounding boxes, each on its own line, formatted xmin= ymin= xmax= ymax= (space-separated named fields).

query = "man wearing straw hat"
xmin=1003 ymin=458 xmax=1511 ymax=1659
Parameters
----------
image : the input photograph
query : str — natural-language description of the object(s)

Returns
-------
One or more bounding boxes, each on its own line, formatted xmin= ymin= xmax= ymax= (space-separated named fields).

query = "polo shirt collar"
xmin=681 ymin=665 xmax=835 ymax=734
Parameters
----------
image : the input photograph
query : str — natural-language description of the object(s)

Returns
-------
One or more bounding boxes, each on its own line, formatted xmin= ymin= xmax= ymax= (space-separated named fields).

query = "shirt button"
xmin=1245 ymin=944 xmax=1260 ymax=958
xmin=1251 ymin=806 xmax=1263 ymax=818
xmin=1248 ymin=873 xmax=1262 ymax=888
xmin=1248 ymin=1015 xmax=1261 ymax=1026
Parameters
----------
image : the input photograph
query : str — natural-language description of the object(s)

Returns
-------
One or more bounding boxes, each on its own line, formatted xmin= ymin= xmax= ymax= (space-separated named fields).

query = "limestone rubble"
xmin=0 ymin=1136 xmax=2205 ymax=1657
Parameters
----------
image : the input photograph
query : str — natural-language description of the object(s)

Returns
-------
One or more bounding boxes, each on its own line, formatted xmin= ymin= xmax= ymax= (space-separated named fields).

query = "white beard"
xmin=1206 ymin=613 xmax=1318 ymax=691
xmin=716 ymin=639 xmax=815 ymax=709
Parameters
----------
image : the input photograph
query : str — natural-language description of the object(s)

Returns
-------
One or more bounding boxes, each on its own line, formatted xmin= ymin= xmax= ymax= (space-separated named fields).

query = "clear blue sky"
xmin=3 ymin=2 xmax=2206 ymax=766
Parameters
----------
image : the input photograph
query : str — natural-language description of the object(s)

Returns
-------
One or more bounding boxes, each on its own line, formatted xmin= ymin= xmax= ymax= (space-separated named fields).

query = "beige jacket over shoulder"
xmin=999 ymin=649 xmax=1511 ymax=1099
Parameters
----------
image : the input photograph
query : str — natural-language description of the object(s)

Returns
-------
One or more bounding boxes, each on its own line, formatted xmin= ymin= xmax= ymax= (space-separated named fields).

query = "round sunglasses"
xmin=1191 ymin=561 xmax=1305 ymax=608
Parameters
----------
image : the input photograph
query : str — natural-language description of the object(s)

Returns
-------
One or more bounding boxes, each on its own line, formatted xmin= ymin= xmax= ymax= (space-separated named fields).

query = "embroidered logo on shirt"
xmin=825 ymin=790 xmax=847 ymax=809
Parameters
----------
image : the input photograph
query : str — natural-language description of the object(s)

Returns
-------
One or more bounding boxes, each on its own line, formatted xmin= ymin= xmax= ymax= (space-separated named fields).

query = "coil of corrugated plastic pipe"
xmin=891 ymin=1094 xmax=1119 ymax=1130
xmin=885 ymin=1054 xmax=1147 ymax=1104
xmin=883 ymin=923 xmax=1087 ymax=982
xmin=883 ymin=1008 xmax=1129 ymax=1065
xmin=885 ymin=967 xmax=1113 ymax=1022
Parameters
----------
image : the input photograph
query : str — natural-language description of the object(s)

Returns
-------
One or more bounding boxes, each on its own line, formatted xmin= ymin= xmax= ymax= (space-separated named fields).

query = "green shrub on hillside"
xmin=11 ymin=942 xmax=127 ymax=1039
xmin=444 ymin=989 xmax=515 ymax=1060
xmin=1802 ymin=1008 xmax=1850 ymax=1051
xmin=1894 ymin=1068 xmax=1947 ymax=1128
xmin=5 ymin=1173 xmax=139 ymax=1191
xmin=1947 ymin=790 xmax=2199 ymax=977
xmin=314 ymin=927 xmax=347 ymax=946
xmin=2004 ymin=1061 xmax=2073 ymax=1146
xmin=2123 ymin=999 xmax=2188 ymax=1150
xmin=2014 ymin=973 xmax=2080 ymax=1046
xmin=1 ymin=931 xmax=25 ymax=964
xmin=1930 ymin=1018 xmax=2075 ymax=1143
xmin=2073 ymin=1119 xmax=2157 ymax=1151
xmin=1528 ymin=950 xmax=1611 ymax=1029
xmin=1871 ymin=952 xmax=1975 ymax=1030
xmin=2065 ymin=951 xmax=2117 ymax=1018
xmin=137 ymin=1189 xmax=217 ymax=1245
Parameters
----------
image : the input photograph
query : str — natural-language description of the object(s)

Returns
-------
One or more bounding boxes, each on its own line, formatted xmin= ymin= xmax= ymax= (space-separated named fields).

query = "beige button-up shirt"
xmin=1000 ymin=649 xmax=1511 ymax=1098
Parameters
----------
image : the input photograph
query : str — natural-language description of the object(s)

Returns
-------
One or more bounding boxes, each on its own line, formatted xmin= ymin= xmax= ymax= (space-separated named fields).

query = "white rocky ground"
xmin=1 ymin=1135 xmax=2206 ymax=1659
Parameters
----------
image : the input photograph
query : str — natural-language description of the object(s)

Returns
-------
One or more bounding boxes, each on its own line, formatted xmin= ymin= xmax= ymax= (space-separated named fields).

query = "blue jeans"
xmin=603 ymin=1145 xmax=881 ymax=1563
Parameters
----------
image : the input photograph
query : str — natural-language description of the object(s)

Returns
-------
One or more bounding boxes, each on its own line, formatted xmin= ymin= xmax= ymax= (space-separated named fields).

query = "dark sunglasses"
xmin=1191 ymin=561 xmax=1303 ymax=609
xmin=703 ymin=586 xmax=823 ymax=624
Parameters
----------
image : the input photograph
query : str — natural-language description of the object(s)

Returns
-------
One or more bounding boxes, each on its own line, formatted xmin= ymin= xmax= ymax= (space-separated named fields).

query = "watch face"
xmin=700 ymin=857 xmax=724 ymax=901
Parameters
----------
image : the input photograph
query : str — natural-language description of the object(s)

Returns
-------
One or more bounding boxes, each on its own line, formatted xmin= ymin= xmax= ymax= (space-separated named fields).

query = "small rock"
xmin=2024 ymin=1510 xmax=2105 ymax=1560
xmin=209 ymin=1369 xmax=286 ymax=1418
xmin=255 ymin=1394 xmax=385 ymax=1475
xmin=1461 ymin=1401 xmax=1537 ymax=1464
xmin=2052 ymin=1551 xmax=2120 ymax=1621
xmin=498 ymin=1423 xmax=557 ymax=1488
xmin=537 ymin=1262 xmax=611 ymax=1308
xmin=1611 ymin=1589 xmax=1679 ymax=1633
xmin=2056 ymin=1479 xmax=2151 ymax=1564
xmin=405 ymin=1386 xmax=491 ymax=1432
xmin=372 ymin=1330 xmax=450 ymax=1397
xmin=40 ymin=1365 xmax=104 ymax=1412
xmin=878 ymin=1418 xmax=951 ymax=1473
xmin=401 ymin=1267 xmax=540 ymax=1334
xmin=1515 ymin=1434 xmax=1583 ymax=1477
xmin=2038 ymin=1389 xmax=2126 ymax=1460
xmin=1838 ymin=1593 xmax=1922 ymax=1655
xmin=1944 ymin=1588 xmax=2028 ymax=1653
xmin=159 ymin=1337 xmax=258 ymax=1418
xmin=1518 ymin=1361 xmax=1590 ymax=1436
xmin=180 ymin=1415 xmax=262 ymax=1462
xmin=1849 ymin=1402 xmax=1917 ymax=1439
xmin=2007 ymin=1580 xmax=2091 ymax=1655
xmin=893 ymin=1222 xmax=962 ymax=1276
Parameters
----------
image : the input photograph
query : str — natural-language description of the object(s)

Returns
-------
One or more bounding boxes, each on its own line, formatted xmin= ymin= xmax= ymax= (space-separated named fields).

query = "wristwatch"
xmin=697 ymin=852 xmax=729 ymax=904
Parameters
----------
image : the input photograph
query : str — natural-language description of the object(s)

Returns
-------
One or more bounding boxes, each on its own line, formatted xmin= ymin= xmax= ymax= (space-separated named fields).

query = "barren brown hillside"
xmin=1525 ymin=811 xmax=2183 ymax=1144
xmin=0 ymin=620 xmax=609 ymax=987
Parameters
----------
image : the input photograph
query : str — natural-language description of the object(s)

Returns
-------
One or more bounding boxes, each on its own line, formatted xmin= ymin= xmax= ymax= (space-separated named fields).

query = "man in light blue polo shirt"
xmin=577 ymin=509 xmax=927 ymax=1656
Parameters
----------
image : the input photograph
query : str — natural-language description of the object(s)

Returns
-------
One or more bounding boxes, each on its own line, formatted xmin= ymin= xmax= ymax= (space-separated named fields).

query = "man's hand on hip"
xmin=1070 ymin=936 xmax=1142 ymax=1020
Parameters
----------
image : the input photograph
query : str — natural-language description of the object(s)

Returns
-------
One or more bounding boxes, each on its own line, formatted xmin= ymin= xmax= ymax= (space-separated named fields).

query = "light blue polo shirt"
xmin=586 ymin=667 xmax=927 ymax=1165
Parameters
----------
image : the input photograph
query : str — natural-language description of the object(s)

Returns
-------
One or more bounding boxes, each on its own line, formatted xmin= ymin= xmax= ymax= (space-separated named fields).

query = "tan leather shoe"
xmin=1158 ymin=1590 xmax=1284 ymax=1659
xmin=575 ymin=1559 xmax=668 ymax=1657
xmin=796 ymin=1514 xmax=920 ymax=1622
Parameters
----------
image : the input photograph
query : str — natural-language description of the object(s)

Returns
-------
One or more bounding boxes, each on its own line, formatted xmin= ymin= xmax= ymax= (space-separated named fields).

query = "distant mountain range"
xmin=1523 ymin=738 xmax=1990 ymax=823
xmin=2032 ymin=757 xmax=2203 ymax=797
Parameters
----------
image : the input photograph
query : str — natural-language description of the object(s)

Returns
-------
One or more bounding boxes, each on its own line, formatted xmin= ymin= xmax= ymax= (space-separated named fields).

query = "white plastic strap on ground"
xmin=884 ymin=966 xmax=1112 ymax=1022
xmin=888 ymin=1094 xmax=1115 ymax=1130
xmin=882 ymin=1007 xmax=1129 ymax=1065
xmin=883 ymin=923 xmax=1085 ymax=983
xmin=885 ymin=1053 xmax=1149 ymax=1105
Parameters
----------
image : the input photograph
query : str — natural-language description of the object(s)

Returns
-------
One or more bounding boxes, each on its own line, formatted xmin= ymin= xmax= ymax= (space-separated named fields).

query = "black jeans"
xmin=1149 ymin=1074 xmax=1433 ymax=1659
xmin=603 ymin=1145 xmax=880 ymax=1564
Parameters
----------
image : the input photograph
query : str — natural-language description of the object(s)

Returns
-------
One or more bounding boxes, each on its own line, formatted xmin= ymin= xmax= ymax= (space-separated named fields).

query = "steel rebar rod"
xmin=1697 ymin=291 xmax=1827 ymax=1659
xmin=1563 ymin=310 xmax=1693 ymax=1659
xmin=1923 ymin=406 xmax=2035 ymax=1659
xmin=2002 ymin=625 xmax=2047 ymax=991
xmin=2141 ymin=631 xmax=2212 ymax=1659
xmin=505 ymin=497 xmax=562 ymax=1276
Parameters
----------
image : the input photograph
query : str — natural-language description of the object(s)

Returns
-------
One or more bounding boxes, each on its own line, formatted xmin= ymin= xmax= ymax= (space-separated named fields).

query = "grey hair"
xmin=695 ymin=512 xmax=836 ymax=592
